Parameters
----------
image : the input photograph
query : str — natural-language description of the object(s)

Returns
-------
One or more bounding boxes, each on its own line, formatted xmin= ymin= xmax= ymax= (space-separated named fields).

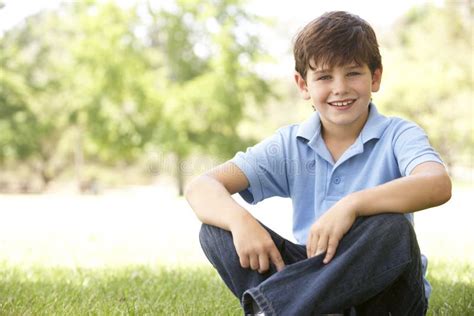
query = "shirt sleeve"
xmin=393 ymin=121 xmax=445 ymax=176
xmin=230 ymin=129 xmax=290 ymax=204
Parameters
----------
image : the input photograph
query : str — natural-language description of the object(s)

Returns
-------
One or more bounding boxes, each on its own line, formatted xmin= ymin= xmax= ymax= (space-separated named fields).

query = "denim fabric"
xmin=199 ymin=214 xmax=427 ymax=316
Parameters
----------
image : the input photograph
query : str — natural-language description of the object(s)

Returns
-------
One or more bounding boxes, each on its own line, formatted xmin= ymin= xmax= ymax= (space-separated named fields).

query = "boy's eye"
xmin=317 ymin=75 xmax=331 ymax=81
xmin=347 ymin=72 xmax=361 ymax=76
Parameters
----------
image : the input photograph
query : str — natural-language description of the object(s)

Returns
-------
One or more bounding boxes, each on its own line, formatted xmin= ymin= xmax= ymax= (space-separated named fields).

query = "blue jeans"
xmin=199 ymin=214 xmax=427 ymax=315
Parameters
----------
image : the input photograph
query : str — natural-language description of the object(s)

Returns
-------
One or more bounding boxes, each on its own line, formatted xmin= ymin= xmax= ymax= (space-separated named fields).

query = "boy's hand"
xmin=230 ymin=215 xmax=285 ymax=274
xmin=306 ymin=196 xmax=358 ymax=264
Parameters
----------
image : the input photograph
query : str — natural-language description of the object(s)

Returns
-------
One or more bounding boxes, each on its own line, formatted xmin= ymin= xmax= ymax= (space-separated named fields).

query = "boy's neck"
xmin=321 ymin=114 xmax=368 ymax=163
xmin=321 ymin=110 xmax=369 ymax=144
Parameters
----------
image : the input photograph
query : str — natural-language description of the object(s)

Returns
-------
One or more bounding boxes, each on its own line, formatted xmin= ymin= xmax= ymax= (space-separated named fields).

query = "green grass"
xmin=0 ymin=261 xmax=472 ymax=315
xmin=0 ymin=264 xmax=241 ymax=315
xmin=427 ymin=261 xmax=474 ymax=315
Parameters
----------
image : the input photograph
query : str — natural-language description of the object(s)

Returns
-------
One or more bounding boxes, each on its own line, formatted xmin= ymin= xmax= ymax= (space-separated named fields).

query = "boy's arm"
xmin=185 ymin=161 xmax=250 ymax=230
xmin=350 ymin=162 xmax=451 ymax=216
xmin=307 ymin=161 xmax=452 ymax=263
xmin=185 ymin=161 xmax=285 ymax=273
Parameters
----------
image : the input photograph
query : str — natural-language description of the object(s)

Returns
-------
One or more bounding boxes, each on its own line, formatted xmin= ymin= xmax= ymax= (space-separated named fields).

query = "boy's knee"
xmin=366 ymin=213 xmax=411 ymax=232
xmin=199 ymin=223 xmax=214 ymax=247
xmin=371 ymin=214 xmax=418 ymax=247
xmin=199 ymin=223 xmax=230 ymax=250
xmin=359 ymin=213 xmax=416 ymax=247
xmin=199 ymin=224 xmax=239 ymax=265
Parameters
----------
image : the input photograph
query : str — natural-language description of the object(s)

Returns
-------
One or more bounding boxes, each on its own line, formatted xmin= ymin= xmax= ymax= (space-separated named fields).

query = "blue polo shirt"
xmin=231 ymin=103 xmax=443 ymax=299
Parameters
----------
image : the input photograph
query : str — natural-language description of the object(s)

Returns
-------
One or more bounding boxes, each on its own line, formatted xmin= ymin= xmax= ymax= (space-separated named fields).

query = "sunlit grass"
xmin=428 ymin=261 xmax=474 ymax=315
xmin=0 ymin=264 xmax=241 ymax=315
xmin=0 ymin=184 xmax=472 ymax=314
xmin=0 ymin=261 xmax=472 ymax=315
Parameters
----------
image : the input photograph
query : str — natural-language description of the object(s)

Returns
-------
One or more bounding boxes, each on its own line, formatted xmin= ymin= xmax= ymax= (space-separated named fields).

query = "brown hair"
xmin=293 ymin=11 xmax=382 ymax=80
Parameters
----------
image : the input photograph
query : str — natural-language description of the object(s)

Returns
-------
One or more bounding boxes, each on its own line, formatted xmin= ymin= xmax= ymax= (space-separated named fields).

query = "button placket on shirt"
xmin=328 ymin=169 xmax=345 ymax=196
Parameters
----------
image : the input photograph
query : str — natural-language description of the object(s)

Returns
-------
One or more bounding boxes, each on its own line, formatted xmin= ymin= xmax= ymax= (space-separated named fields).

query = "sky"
xmin=0 ymin=0 xmax=441 ymax=77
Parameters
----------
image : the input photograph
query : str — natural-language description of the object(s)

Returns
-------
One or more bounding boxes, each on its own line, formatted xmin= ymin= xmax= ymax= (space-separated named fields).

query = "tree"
xmin=147 ymin=0 xmax=273 ymax=195
xmin=0 ymin=10 xmax=79 ymax=188
xmin=0 ymin=0 xmax=273 ymax=194
xmin=378 ymin=3 xmax=473 ymax=168
xmin=69 ymin=1 xmax=164 ymax=166
xmin=0 ymin=2 xmax=164 ymax=190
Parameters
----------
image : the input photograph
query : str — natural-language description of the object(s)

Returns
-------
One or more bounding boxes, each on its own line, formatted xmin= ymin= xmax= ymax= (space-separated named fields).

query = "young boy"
xmin=185 ymin=11 xmax=451 ymax=315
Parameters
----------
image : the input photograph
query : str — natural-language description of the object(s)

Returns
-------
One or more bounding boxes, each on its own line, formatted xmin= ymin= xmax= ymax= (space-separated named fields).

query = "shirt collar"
xmin=296 ymin=111 xmax=321 ymax=142
xmin=296 ymin=103 xmax=390 ymax=145
xmin=359 ymin=103 xmax=390 ymax=143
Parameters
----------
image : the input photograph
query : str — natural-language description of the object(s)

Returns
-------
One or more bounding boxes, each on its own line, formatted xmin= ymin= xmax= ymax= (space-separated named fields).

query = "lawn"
xmin=0 ymin=261 xmax=472 ymax=315
xmin=0 ymin=185 xmax=472 ymax=314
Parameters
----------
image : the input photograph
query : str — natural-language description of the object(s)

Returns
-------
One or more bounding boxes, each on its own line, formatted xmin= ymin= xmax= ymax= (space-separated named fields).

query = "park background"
xmin=0 ymin=0 xmax=472 ymax=314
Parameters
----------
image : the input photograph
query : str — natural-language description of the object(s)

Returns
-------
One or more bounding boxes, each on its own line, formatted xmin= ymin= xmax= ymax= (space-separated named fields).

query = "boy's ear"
xmin=294 ymin=71 xmax=311 ymax=100
xmin=371 ymin=68 xmax=383 ymax=92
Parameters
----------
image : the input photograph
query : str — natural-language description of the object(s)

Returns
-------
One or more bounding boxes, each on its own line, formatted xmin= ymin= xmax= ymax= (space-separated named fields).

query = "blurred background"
xmin=0 ymin=0 xmax=472 ymax=268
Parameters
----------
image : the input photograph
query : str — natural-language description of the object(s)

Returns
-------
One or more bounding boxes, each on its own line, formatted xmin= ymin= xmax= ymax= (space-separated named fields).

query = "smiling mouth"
xmin=328 ymin=99 xmax=356 ymax=107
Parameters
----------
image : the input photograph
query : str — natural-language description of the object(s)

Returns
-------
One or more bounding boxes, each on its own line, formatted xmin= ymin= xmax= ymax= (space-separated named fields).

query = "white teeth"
xmin=330 ymin=100 xmax=354 ymax=107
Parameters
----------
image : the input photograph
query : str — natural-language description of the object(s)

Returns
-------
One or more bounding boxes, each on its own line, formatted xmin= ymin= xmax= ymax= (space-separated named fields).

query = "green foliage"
xmin=0 ymin=10 xmax=79 ymax=184
xmin=151 ymin=0 xmax=272 ymax=160
xmin=0 ymin=0 xmax=272 ymax=190
xmin=378 ymin=4 xmax=473 ymax=168
xmin=2 ymin=1 xmax=469 ymax=190
xmin=0 ymin=261 xmax=471 ymax=315
xmin=69 ymin=1 xmax=164 ymax=163
xmin=146 ymin=0 xmax=273 ymax=194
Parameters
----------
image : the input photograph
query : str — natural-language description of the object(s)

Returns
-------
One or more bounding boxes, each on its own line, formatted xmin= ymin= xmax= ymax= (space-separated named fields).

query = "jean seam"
xmin=249 ymin=287 xmax=277 ymax=316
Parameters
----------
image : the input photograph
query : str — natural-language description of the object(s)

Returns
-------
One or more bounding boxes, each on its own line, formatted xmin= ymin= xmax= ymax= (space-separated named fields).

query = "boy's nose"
xmin=332 ymin=78 xmax=349 ymax=96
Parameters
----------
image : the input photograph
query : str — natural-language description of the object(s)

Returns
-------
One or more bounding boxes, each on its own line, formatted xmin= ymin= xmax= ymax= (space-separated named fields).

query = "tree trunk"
xmin=39 ymin=166 xmax=53 ymax=192
xmin=176 ymin=153 xmax=185 ymax=196
xmin=75 ymin=125 xmax=84 ymax=192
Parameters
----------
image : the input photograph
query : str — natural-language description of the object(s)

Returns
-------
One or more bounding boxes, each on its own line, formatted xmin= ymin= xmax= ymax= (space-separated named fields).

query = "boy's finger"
xmin=306 ymin=232 xmax=311 ymax=258
xmin=307 ymin=233 xmax=318 ymax=258
xmin=258 ymin=254 xmax=270 ymax=273
xmin=306 ymin=234 xmax=313 ymax=258
xmin=323 ymin=238 xmax=340 ymax=264
xmin=310 ymin=234 xmax=320 ymax=258
xmin=315 ymin=234 xmax=328 ymax=257
xmin=269 ymin=248 xmax=285 ymax=272
xmin=249 ymin=254 xmax=259 ymax=271
xmin=239 ymin=255 xmax=250 ymax=269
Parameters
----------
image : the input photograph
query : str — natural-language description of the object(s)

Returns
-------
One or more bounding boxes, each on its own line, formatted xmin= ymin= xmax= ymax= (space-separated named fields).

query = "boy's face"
xmin=295 ymin=62 xmax=382 ymax=133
